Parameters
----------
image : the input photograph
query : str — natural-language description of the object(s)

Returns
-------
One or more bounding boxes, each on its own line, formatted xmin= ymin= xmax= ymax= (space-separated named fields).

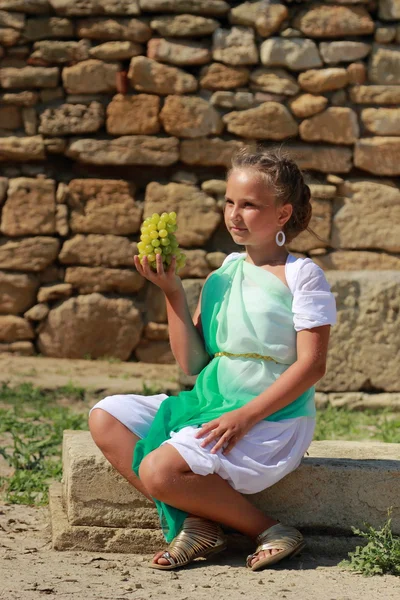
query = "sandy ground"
xmin=0 ymin=504 xmax=398 ymax=600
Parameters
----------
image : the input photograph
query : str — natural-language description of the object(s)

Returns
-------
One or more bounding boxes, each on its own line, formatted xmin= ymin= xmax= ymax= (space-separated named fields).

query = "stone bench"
xmin=50 ymin=430 xmax=400 ymax=555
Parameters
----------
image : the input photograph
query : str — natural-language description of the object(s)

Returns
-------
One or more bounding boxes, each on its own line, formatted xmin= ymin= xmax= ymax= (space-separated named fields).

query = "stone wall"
xmin=0 ymin=0 xmax=399 ymax=374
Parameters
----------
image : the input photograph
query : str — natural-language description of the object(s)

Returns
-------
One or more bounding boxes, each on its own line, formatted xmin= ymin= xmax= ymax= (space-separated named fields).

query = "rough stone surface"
xmin=39 ymin=102 xmax=104 ymax=136
xmin=0 ymin=27 xmax=20 ymax=46
xmin=298 ymin=68 xmax=348 ymax=93
xmin=147 ymin=37 xmax=211 ymax=66
xmin=354 ymin=137 xmax=400 ymax=175
xmin=347 ymin=62 xmax=367 ymax=85
xmin=299 ymin=108 xmax=359 ymax=145
xmin=199 ymin=62 xmax=249 ymax=90
xmin=314 ymin=251 xmax=400 ymax=271
xmin=0 ymin=106 xmax=22 ymax=130
xmin=106 ymin=93 xmax=160 ymax=135
xmin=139 ymin=1 xmax=229 ymax=16
xmin=0 ymin=91 xmax=39 ymax=107
xmin=321 ymin=272 xmax=400 ymax=392
xmin=296 ymin=5 xmax=374 ymax=38
xmin=361 ymin=108 xmax=400 ymax=135
xmin=48 ymin=0 xmax=140 ymax=16
xmin=65 ymin=267 xmax=144 ymax=294
xmin=1 ymin=177 xmax=56 ymax=236
xmin=0 ymin=237 xmax=60 ymax=272
xmin=62 ymin=59 xmax=120 ymax=94
xmin=24 ymin=303 xmax=49 ymax=321
xmin=24 ymin=16 xmax=74 ymax=41
xmin=38 ymin=293 xmax=143 ymax=360
xmin=0 ymin=315 xmax=34 ymax=342
xmin=289 ymin=93 xmax=328 ymax=118
xmin=201 ymin=179 xmax=226 ymax=196
xmin=144 ymin=182 xmax=220 ymax=247
xmin=368 ymin=44 xmax=400 ymax=85
xmin=66 ymin=136 xmax=179 ymax=166
xmin=146 ymin=283 xmax=166 ymax=323
xmin=150 ymin=14 xmax=218 ymax=37
xmin=206 ymin=251 xmax=226 ymax=269
xmin=289 ymin=199 xmax=332 ymax=253
xmin=30 ymin=40 xmax=91 ymax=64
xmin=128 ymin=56 xmax=197 ymax=94
xmin=59 ymin=234 xmax=136 ymax=267
xmin=230 ymin=1 xmax=288 ymax=37
xmin=260 ymin=38 xmax=322 ymax=71
xmin=223 ymin=102 xmax=298 ymax=140
xmin=135 ymin=339 xmax=174 ymax=364
xmin=285 ymin=144 xmax=352 ymax=173
xmin=0 ymin=272 xmax=39 ymax=315
xmin=379 ymin=0 xmax=400 ymax=20
xmin=0 ymin=177 xmax=7 ymax=204
xmin=249 ymin=68 xmax=299 ymax=96
xmin=319 ymin=41 xmax=371 ymax=64
xmin=76 ymin=17 xmax=151 ymax=42
xmin=88 ymin=40 xmax=142 ymax=60
xmin=160 ymin=95 xmax=223 ymax=138
xmin=0 ymin=134 xmax=45 ymax=162
xmin=144 ymin=321 xmax=169 ymax=341
xmin=0 ymin=9 xmax=25 ymax=28
xmin=180 ymin=137 xmax=243 ymax=168
xmin=350 ymin=85 xmax=400 ymax=104
xmin=331 ymin=181 xmax=400 ymax=252
xmin=37 ymin=283 xmax=72 ymax=303
xmin=178 ymin=249 xmax=211 ymax=278
xmin=0 ymin=66 xmax=59 ymax=89
xmin=67 ymin=179 xmax=142 ymax=235
xmin=212 ymin=26 xmax=258 ymax=65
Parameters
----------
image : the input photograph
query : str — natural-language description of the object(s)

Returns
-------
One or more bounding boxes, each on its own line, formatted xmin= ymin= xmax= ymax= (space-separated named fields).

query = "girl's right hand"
xmin=134 ymin=253 xmax=182 ymax=296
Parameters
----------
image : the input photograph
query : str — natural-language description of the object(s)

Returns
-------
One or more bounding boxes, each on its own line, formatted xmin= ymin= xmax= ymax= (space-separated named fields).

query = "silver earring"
xmin=276 ymin=231 xmax=286 ymax=246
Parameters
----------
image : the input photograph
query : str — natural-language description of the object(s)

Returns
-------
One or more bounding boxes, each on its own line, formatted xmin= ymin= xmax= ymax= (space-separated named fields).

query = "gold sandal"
xmin=151 ymin=516 xmax=227 ymax=570
xmin=246 ymin=523 xmax=305 ymax=571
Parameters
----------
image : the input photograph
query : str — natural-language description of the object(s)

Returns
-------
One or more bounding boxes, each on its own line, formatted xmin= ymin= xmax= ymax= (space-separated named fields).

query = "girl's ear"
xmin=277 ymin=203 xmax=293 ymax=227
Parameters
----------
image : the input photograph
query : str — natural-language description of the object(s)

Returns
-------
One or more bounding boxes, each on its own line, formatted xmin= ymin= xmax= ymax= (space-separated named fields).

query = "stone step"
xmin=61 ymin=431 xmax=400 ymax=537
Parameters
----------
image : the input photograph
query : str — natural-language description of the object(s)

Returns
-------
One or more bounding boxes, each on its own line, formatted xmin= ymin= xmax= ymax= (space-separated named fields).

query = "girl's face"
xmin=224 ymin=168 xmax=292 ymax=248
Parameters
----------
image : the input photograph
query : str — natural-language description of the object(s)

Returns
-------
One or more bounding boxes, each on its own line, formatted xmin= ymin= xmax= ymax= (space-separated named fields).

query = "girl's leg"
xmin=139 ymin=444 xmax=281 ymax=566
xmin=89 ymin=408 xmax=153 ymax=502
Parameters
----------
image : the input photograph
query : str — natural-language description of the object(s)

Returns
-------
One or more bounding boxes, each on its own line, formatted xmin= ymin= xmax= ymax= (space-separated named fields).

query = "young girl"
xmin=89 ymin=148 xmax=336 ymax=572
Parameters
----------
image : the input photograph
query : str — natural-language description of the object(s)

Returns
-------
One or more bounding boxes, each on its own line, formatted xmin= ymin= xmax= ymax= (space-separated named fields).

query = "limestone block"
xmin=300 ymin=108 xmax=359 ymax=145
xmin=49 ymin=0 xmax=140 ymax=16
xmin=30 ymin=40 xmax=90 ymax=64
xmin=144 ymin=322 xmax=168 ymax=341
xmin=354 ymin=137 xmax=400 ymax=176
xmin=249 ymin=68 xmax=299 ymax=96
xmin=230 ymin=2 xmax=287 ymax=37
xmin=62 ymin=59 xmax=120 ymax=94
xmin=40 ymin=88 xmax=64 ymax=103
xmin=146 ymin=283 xmax=166 ymax=323
xmin=135 ymin=339 xmax=174 ymax=364
xmin=0 ymin=106 xmax=22 ymax=130
xmin=0 ymin=66 xmax=59 ymax=89
xmin=379 ymin=0 xmax=400 ymax=20
xmin=289 ymin=94 xmax=327 ymax=118
xmin=321 ymin=272 xmax=400 ymax=392
xmin=22 ymin=108 xmax=38 ymax=136
xmin=199 ymin=62 xmax=249 ymax=90
xmin=0 ymin=9 xmax=25 ymax=28
xmin=76 ymin=18 xmax=151 ymax=42
xmin=361 ymin=108 xmax=400 ymax=136
xmin=39 ymin=102 xmax=104 ymax=136
xmin=44 ymin=137 xmax=66 ymax=155
xmin=201 ymin=179 xmax=226 ymax=196
xmin=138 ymin=0 xmax=229 ymax=15
xmin=347 ymin=62 xmax=367 ymax=85
xmin=147 ymin=37 xmax=210 ymax=66
xmin=375 ymin=26 xmax=397 ymax=43
xmin=24 ymin=303 xmax=49 ymax=321
xmin=0 ymin=0 xmax=50 ymax=12
xmin=182 ymin=278 xmax=203 ymax=316
xmin=260 ymin=38 xmax=322 ymax=71
xmin=368 ymin=44 xmax=400 ymax=85
xmin=314 ymin=251 xmax=400 ymax=271
xmin=1 ymin=177 xmax=56 ymax=236
xmin=38 ymin=293 xmax=143 ymax=360
xmin=150 ymin=14 xmax=218 ymax=37
xmin=65 ymin=266 xmax=144 ymax=294
xmin=89 ymin=40 xmax=142 ymax=60
xmin=295 ymin=5 xmax=374 ymax=37
xmin=37 ymin=283 xmax=72 ymax=303
xmin=178 ymin=249 xmax=211 ymax=279
xmin=350 ymin=85 xmax=400 ymax=104
xmin=0 ymin=316 xmax=34 ymax=342
xmin=285 ymin=144 xmax=352 ymax=174
xmin=212 ymin=26 xmax=258 ymax=65
xmin=223 ymin=102 xmax=298 ymax=140
xmin=0 ymin=27 xmax=20 ymax=46
xmin=128 ymin=56 xmax=197 ymax=94
xmin=144 ymin=183 xmax=221 ymax=248
xmin=206 ymin=251 xmax=226 ymax=269
xmin=289 ymin=199 xmax=332 ymax=253
xmin=180 ymin=137 xmax=244 ymax=168
xmin=319 ymin=41 xmax=371 ymax=64
xmin=0 ymin=237 xmax=60 ymax=272
xmin=67 ymin=178 xmax=142 ymax=235
xmin=309 ymin=184 xmax=337 ymax=199
xmin=0 ymin=91 xmax=39 ymax=107
xmin=331 ymin=180 xmax=400 ymax=252
xmin=0 ymin=272 xmax=39 ymax=315
xmin=298 ymin=68 xmax=348 ymax=93
xmin=106 ymin=93 xmax=159 ymax=135
xmin=0 ymin=177 xmax=7 ymax=204
xmin=59 ymin=234 xmax=136 ymax=267
xmin=24 ymin=17 xmax=73 ymax=41
xmin=66 ymin=136 xmax=179 ymax=166
xmin=160 ymin=95 xmax=223 ymax=138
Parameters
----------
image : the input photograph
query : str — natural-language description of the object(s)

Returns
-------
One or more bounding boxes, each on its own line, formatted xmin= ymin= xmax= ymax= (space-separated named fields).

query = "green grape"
xmin=141 ymin=234 xmax=150 ymax=244
xmin=166 ymin=223 xmax=176 ymax=233
xmin=151 ymin=261 xmax=157 ymax=270
xmin=138 ymin=212 xmax=184 ymax=272
xmin=169 ymin=211 xmax=176 ymax=221
xmin=147 ymin=223 xmax=157 ymax=232
xmin=137 ymin=241 xmax=146 ymax=252
xmin=154 ymin=247 xmax=162 ymax=255
xmin=157 ymin=220 xmax=167 ymax=231
xmin=161 ymin=237 xmax=170 ymax=246
xmin=161 ymin=212 xmax=168 ymax=219
xmin=148 ymin=252 xmax=156 ymax=262
xmin=151 ymin=239 xmax=160 ymax=247
xmin=159 ymin=229 xmax=168 ymax=238
xmin=151 ymin=213 xmax=160 ymax=224
xmin=150 ymin=230 xmax=159 ymax=240
xmin=145 ymin=244 xmax=153 ymax=253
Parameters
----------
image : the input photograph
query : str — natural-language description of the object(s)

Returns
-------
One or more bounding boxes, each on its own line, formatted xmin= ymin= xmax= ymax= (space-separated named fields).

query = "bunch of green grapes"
xmin=137 ymin=212 xmax=186 ymax=272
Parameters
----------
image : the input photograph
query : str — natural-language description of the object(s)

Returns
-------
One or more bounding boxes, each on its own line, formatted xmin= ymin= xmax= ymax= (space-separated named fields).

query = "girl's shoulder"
xmin=222 ymin=252 xmax=245 ymax=266
xmin=285 ymin=254 xmax=332 ymax=295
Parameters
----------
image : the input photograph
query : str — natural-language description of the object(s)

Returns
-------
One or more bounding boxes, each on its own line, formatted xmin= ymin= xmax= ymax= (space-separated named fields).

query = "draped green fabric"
xmin=132 ymin=256 xmax=315 ymax=542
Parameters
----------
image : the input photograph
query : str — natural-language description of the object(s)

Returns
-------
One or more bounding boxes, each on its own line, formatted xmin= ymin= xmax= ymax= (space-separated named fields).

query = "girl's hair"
xmin=229 ymin=147 xmax=312 ymax=243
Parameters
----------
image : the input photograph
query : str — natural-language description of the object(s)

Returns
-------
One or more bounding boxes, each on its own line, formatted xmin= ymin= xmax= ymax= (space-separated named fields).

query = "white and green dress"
xmin=92 ymin=253 xmax=336 ymax=542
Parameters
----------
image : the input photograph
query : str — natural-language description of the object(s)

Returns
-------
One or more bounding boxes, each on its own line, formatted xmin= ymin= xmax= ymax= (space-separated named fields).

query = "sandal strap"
xmin=246 ymin=524 xmax=303 ymax=567
xmin=161 ymin=517 xmax=225 ymax=566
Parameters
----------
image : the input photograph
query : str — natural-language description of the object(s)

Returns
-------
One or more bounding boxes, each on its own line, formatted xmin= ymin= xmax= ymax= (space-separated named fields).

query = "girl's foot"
xmin=151 ymin=516 xmax=227 ymax=570
xmin=246 ymin=524 xmax=305 ymax=571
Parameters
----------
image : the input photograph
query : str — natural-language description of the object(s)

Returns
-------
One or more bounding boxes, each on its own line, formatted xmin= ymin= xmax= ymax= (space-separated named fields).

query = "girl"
xmin=89 ymin=148 xmax=336 ymax=572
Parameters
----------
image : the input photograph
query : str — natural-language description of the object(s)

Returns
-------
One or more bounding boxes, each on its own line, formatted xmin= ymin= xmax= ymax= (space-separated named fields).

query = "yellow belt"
xmin=214 ymin=351 xmax=278 ymax=363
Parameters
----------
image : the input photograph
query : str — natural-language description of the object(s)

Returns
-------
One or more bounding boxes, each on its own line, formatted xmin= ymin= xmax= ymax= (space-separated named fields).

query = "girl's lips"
xmin=231 ymin=226 xmax=247 ymax=232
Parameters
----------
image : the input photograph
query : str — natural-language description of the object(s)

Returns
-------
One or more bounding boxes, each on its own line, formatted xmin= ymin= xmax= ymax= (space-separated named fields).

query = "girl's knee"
xmin=139 ymin=448 xmax=180 ymax=498
xmin=89 ymin=404 xmax=118 ymax=447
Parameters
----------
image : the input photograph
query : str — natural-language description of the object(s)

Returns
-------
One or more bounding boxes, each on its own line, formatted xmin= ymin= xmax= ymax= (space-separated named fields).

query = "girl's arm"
xmin=134 ymin=254 xmax=210 ymax=376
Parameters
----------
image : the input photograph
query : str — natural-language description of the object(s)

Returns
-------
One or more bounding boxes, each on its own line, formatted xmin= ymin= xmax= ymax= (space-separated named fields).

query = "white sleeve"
xmin=291 ymin=259 xmax=337 ymax=332
xmin=222 ymin=252 xmax=244 ymax=266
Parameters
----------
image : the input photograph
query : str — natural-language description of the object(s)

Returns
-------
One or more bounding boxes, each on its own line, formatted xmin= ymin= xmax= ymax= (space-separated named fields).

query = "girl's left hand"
xmin=195 ymin=409 xmax=256 ymax=455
